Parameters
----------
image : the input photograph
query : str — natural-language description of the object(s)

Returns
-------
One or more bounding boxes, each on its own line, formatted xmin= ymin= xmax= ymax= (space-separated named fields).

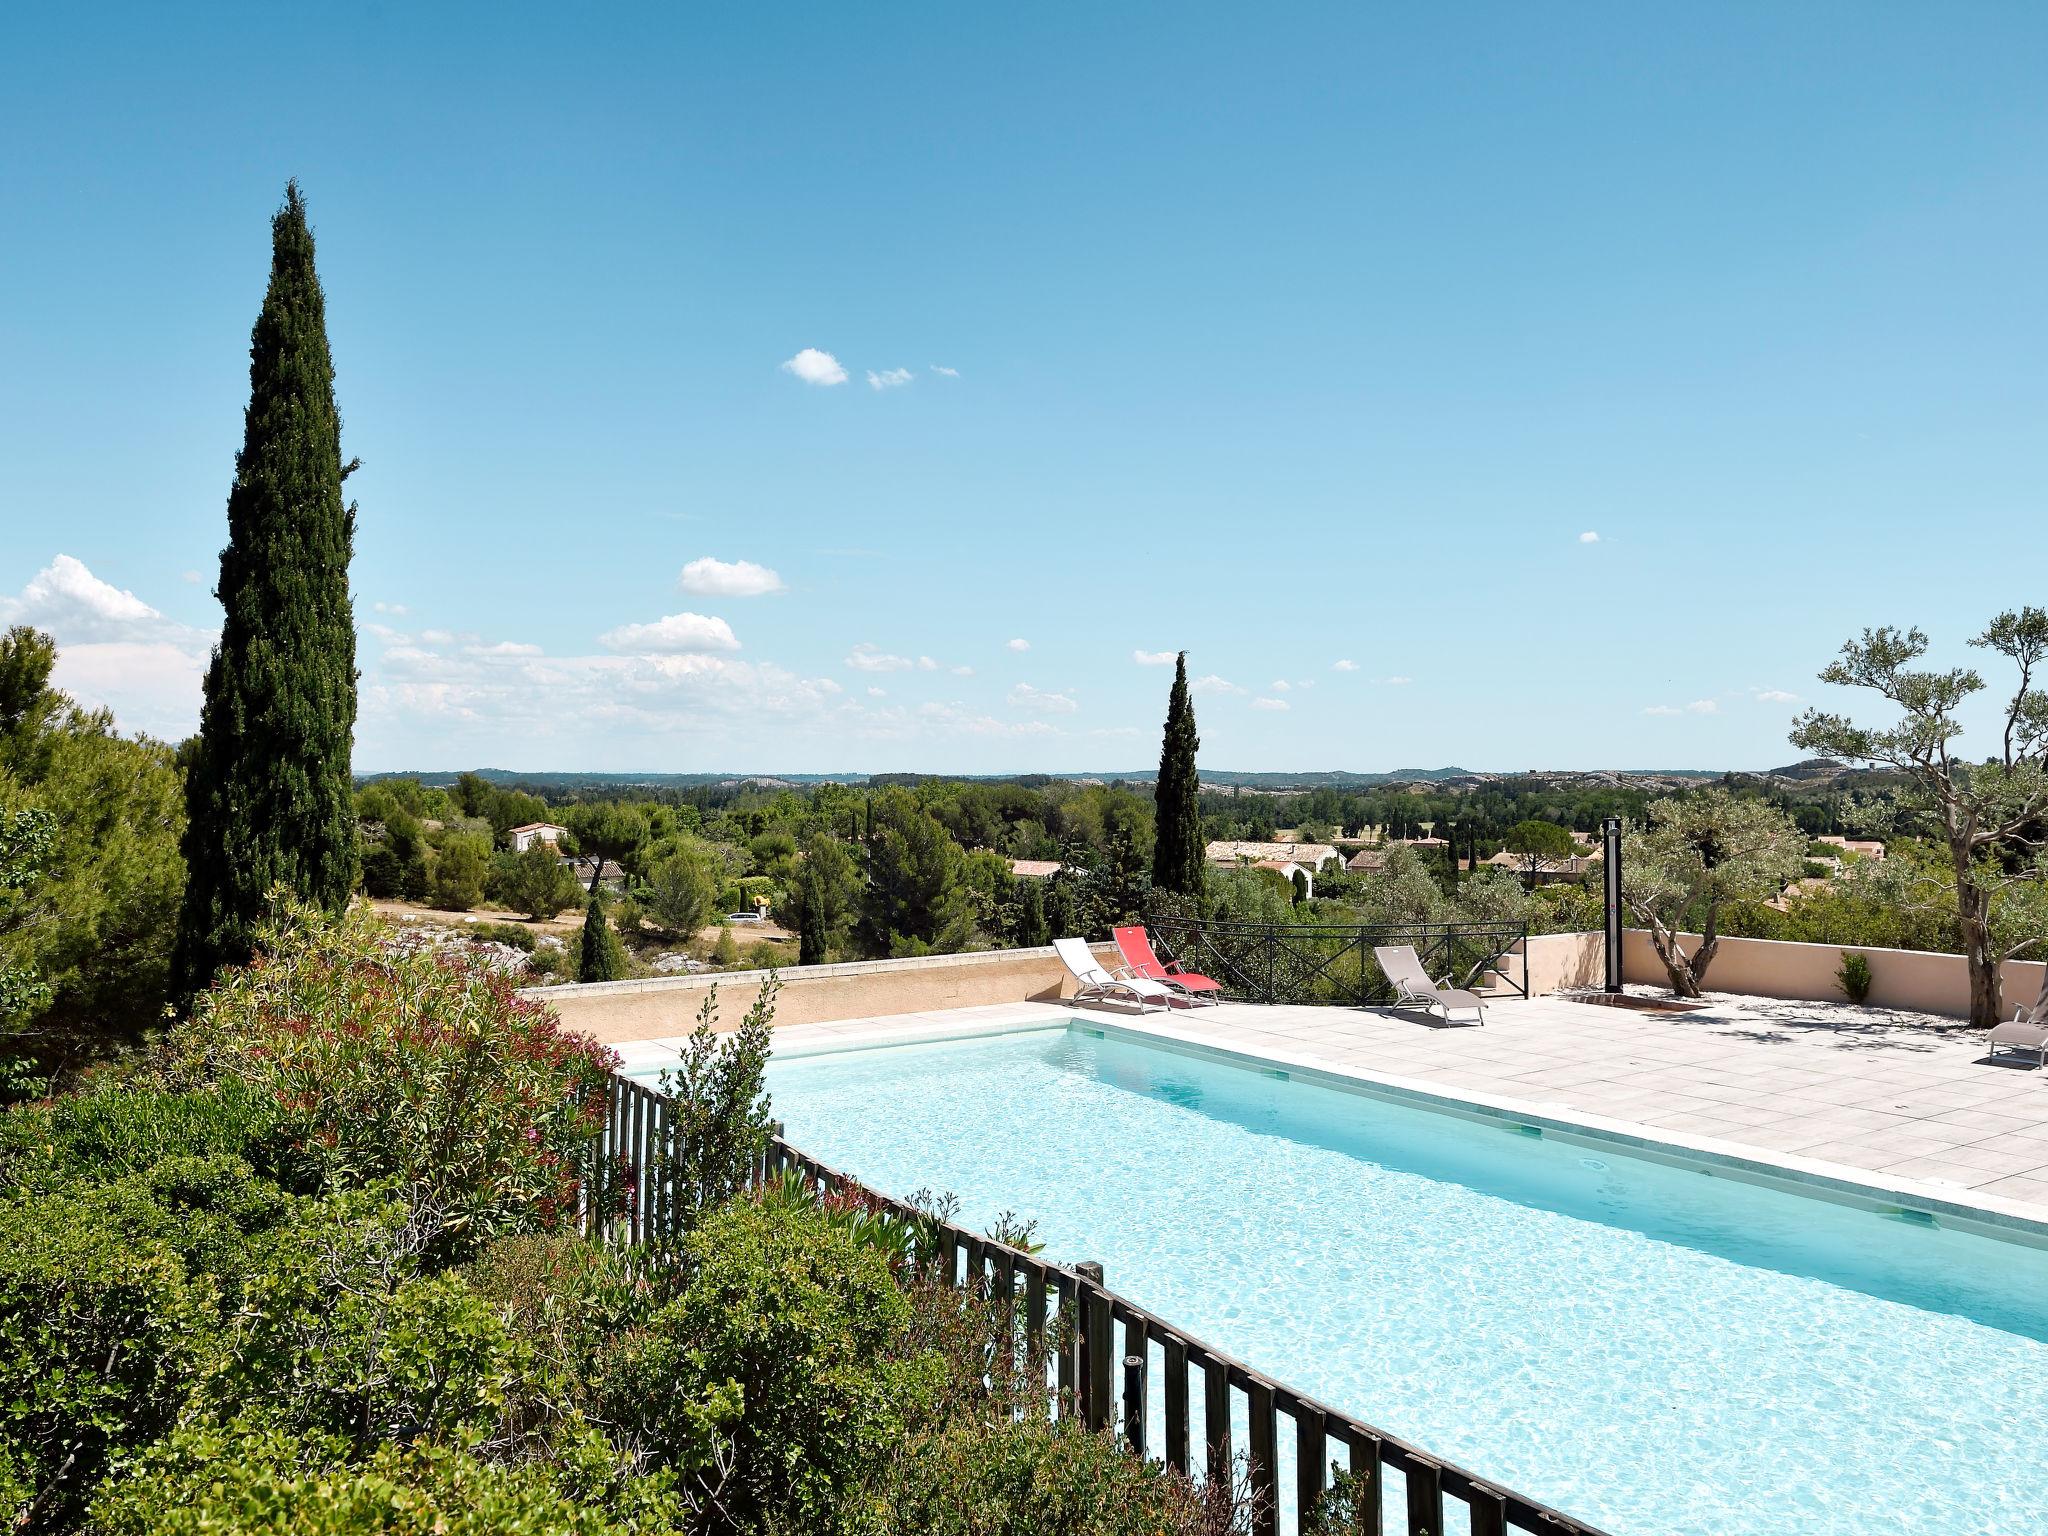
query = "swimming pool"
xmin=756 ymin=1023 xmax=2048 ymax=1536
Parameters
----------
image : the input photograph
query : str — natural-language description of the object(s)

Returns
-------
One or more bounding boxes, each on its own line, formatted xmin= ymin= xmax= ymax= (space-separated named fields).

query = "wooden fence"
xmin=586 ymin=1071 xmax=1609 ymax=1536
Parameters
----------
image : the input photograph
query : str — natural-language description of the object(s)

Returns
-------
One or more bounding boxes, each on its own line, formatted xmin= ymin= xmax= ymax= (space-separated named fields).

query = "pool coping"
xmin=649 ymin=1000 xmax=2048 ymax=1249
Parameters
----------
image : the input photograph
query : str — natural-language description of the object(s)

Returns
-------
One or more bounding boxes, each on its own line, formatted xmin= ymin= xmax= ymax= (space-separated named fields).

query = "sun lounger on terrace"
xmin=1055 ymin=936 xmax=1178 ymax=1013
xmin=1986 ymin=973 xmax=2048 ymax=1068
xmin=1373 ymin=944 xmax=1487 ymax=1026
xmin=1112 ymin=925 xmax=1223 ymax=1005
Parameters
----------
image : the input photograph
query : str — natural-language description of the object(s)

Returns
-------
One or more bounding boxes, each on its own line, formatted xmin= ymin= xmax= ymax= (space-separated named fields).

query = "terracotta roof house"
xmin=1815 ymin=836 xmax=1886 ymax=861
xmin=509 ymin=822 xmax=568 ymax=853
xmin=1008 ymin=858 xmax=1065 ymax=879
xmin=1205 ymin=840 xmax=1343 ymax=873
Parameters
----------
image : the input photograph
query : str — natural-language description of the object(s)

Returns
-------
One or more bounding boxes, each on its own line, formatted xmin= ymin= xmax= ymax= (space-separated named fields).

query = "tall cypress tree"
xmin=174 ymin=183 xmax=359 ymax=997
xmin=798 ymin=862 xmax=829 ymax=966
xmin=1150 ymin=651 xmax=1205 ymax=899
xmin=577 ymin=891 xmax=626 ymax=983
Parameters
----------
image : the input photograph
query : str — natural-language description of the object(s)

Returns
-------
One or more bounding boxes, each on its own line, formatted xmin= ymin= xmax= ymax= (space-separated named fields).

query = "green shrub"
xmin=467 ymin=920 xmax=540 ymax=953
xmin=1837 ymin=950 xmax=1875 ymax=1005
xmin=880 ymin=1416 xmax=1234 ymax=1536
xmin=0 ymin=1185 xmax=219 ymax=1528
xmin=601 ymin=1198 xmax=935 ymax=1533
xmin=0 ymin=1073 xmax=297 ymax=1194
xmin=92 ymin=1418 xmax=685 ymax=1536
xmin=169 ymin=906 xmax=619 ymax=1255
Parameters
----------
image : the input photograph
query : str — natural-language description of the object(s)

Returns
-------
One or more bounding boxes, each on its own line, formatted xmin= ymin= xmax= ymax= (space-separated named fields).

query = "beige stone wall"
xmin=1519 ymin=931 xmax=1606 ymax=994
xmin=1620 ymin=929 xmax=2046 ymax=1018
xmin=530 ymin=942 xmax=1121 ymax=1044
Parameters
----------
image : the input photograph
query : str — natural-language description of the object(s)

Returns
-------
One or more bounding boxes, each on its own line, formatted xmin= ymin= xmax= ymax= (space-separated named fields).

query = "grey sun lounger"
xmin=1987 ymin=973 xmax=2048 ymax=1068
xmin=1373 ymin=944 xmax=1487 ymax=1026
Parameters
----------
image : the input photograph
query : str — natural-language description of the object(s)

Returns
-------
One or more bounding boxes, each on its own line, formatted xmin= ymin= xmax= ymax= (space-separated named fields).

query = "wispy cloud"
xmin=930 ymin=364 xmax=960 ymax=378
xmin=373 ymin=599 xmax=409 ymax=615
xmin=1252 ymin=696 xmax=1289 ymax=712
xmin=867 ymin=367 xmax=914 ymax=391
xmin=1755 ymin=688 xmax=1800 ymax=704
xmin=1332 ymin=659 xmax=1359 ymax=672
xmin=1579 ymin=531 xmax=1601 ymax=544
xmin=846 ymin=643 xmax=915 ymax=673
xmin=1687 ymin=699 xmax=1719 ymax=714
xmin=1008 ymin=683 xmax=1078 ymax=715
xmin=679 ymin=557 xmax=785 ymax=598
xmin=780 ymin=348 xmax=847 ymax=386
xmin=1380 ymin=675 xmax=1413 ymax=686
xmin=465 ymin=640 xmax=543 ymax=657
xmin=599 ymin=612 xmax=740 ymax=653
xmin=1006 ymin=638 xmax=1030 ymax=653
xmin=1191 ymin=674 xmax=1245 ymax=696
xmin=1643 ymin=705 xmax=1682 ymax=717
xmin=1133 ymin=649 xmax=1175 ymax=666
xmin=1271 ymin=680 xmax=1291 ymax=692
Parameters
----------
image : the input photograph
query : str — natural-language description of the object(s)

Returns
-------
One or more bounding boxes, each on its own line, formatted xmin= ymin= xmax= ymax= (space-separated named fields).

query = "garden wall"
xmin=532 ymin=941 xmax=1120 ymax=1044
xmin=1620 ymin=930 xmax=2045 ymax=1018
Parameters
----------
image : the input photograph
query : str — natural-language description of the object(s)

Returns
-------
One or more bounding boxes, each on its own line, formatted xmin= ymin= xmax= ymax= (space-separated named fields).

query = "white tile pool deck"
xmin=613 ymin=989 xmax=2048 ymax=1229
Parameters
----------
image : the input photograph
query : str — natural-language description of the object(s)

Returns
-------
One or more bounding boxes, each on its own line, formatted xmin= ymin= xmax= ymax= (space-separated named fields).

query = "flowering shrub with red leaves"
xmin=170 ymin=903 xmax=618 ymax=1256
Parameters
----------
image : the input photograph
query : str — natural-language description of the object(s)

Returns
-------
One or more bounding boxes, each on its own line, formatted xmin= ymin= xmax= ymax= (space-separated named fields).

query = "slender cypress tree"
xmin=1150 ymin=652 xmax=1205 ymax=899
xmin=174 ymin=183 xmax=359 ymax=997
xmin=798 ymin=863 xmax=828 ymax=965
xmin=577 ymin=892 xmax=626 ymax=982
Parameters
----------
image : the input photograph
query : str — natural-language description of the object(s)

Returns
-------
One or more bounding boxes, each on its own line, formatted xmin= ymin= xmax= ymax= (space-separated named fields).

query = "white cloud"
xmin=846 ymin=643 xmax=915 ymax=672
xmin=1643 ymin=705 xmax=1683 ymax=716
xmin=780 ymin=348 xmax=848 ymax=386
xmin=1190 ymin=674 xmax=1245 ymax=696
xmin=867 ymin=367 xmax=914 ymax=391
xmin=1006 ymin=638 xmax=1030 ymax=653
xmin=0 ymin=554 xmax=213 ymax=738
xmin=867 ymin=686 xmax=887 ymax=698
xmin=1008 ymin=683 xmax=1079 ymax=715
xmin=1252 ymin=696 xmax=1290 ymax=712
xmin=1270 ymin=680 xmax=1291 ymax=692
xmin=1579 ymin=531 xmax=1600 ymax=544
xmin=1133 ymin=650 xmax=1175 ymax=666
xmin=950 ymin=664 xmax=974 ymax=676
xmin=1755 ymin=688 xmax=1801 ymax=704
xmin=930 ymin=364 xmax=959 ymax=378
xmin=420 ymin=629 xmax=455 ymax=645
xmin=917 ymin=656 xmax=938 ymax=671
xmin=1687 ymin=699 xmax=1719 ymax=715
xmin=1332 ymin=659 xmax=1359 ymax=672
xmin=918 ymin=700 xmax=1062 ymax=738
xmin=181 ymin=569 xmax=204 ymax=585
xmin=678 ymin=557 xmax=785 ymax=598
xmin=466 ymin=640 xmax=543 ymax=657
xmin=599 ymin=612 xmax=740 ymax=653
xmin=374 ymin=599 xmax=410 ymax=615
xmin=1381 ymin=675 xmax=1413 ymax=686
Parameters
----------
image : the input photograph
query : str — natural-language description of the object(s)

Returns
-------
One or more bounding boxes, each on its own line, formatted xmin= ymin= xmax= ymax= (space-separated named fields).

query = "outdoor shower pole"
xmin=1602 ymin=815 xmax=1624 ymax=993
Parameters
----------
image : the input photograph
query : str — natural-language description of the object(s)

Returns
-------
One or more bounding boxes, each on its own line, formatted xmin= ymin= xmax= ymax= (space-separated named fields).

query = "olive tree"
xmin=1623 ymin=790 xmax=1805 ymax=996
xmin=1790 ymin=610 xmax=2048 ymax=1027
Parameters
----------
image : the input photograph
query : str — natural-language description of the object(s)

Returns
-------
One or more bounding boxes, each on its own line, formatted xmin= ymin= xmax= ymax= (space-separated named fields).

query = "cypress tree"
xmin=577 ymin=891 xmax=626 ymax=982
xmin=798 ymin=863 xmax=828 ymax=965
xmin=1150 ymin=651 xmax=1205 ymax=899
xmin=174 ymin=182 xmax=359 ymax=997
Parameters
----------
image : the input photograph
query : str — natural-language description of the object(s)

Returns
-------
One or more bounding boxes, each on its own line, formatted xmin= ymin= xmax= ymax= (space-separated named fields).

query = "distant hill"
xmin=355 ymin=762 xmax=1854 ymax=793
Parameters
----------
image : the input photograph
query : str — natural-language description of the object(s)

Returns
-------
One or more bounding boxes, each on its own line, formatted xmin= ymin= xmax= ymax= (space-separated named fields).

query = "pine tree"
xmin=1150 ymin=651 xmax=1205 ymax=899
xmin=174 ymin=183 xmax=358 ymax=996
xmin=798 ymin=863 xmax=828 ymax=965
xmin=576 ymin=891 xmax=625 ymax=982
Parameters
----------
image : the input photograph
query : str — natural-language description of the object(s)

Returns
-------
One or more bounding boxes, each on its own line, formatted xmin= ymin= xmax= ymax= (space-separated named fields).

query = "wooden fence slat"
xmin=1056 ymin=1276 xmax=1078 ymax=1413
xmin=1295 ymin=1403 xmax=1326 ymax=1530
xmin=1466 ymin=1480 xmax=1507 ymax=1536
xmin=1203 ymin=1353 xmax=1230 ymax=1482
xmin=1164 ymin=1336 xmax=1189 ymax=1473
xmin=1407 ymin=1455 xmax=1443 ymax=1536
xmin=1247 ymin=1379 xmax=1278 ymax=1536
xmin=1085 ymin=1289 xmax=1114 ymax=1432
xmin=1346 ymin=1430 xmax=1383 ymax=1534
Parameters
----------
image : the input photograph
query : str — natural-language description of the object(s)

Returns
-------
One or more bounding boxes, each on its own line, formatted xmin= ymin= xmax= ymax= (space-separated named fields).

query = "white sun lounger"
xmin=1987 ymin=973 xmax=2048 ymax=1068
xmin=1054 ymin=937 xmax=1177 ymax=1013
xmin=1373 ymin=944 xmax=1487 ymax=1026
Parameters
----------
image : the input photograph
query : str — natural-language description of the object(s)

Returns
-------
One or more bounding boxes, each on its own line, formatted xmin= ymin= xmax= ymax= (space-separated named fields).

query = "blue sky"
xmin=2 ymin=3 xmax=2044 ymax=774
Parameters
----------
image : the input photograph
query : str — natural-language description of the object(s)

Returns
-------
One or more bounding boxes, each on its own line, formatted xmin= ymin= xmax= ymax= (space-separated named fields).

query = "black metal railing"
xmin=1145 ymin=917 xmax=1529 ymax=1008
xmin=579 ymin=1070 xmax=1608 ymax=1536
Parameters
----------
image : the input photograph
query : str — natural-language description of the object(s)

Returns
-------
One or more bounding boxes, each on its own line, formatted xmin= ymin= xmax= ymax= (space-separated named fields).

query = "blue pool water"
xmin=755 ymin=1025 xmax=2048 ymax=1536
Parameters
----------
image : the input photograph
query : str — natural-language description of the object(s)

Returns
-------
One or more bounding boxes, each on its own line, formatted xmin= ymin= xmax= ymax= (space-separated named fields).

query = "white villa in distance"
xmin=509 ymin=821 xmax=568 ymax=853
xmin=1205 ymin=839 xmax=1344 ymax=899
